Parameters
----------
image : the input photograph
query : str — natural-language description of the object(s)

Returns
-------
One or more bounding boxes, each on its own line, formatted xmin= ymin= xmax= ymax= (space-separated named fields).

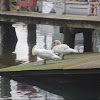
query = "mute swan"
xmin=52 ymin=40 xmax=70 ymax=50
xmin=32 ymin=45 xmax=61 ymax=64
xmin=52 ymin=40 xmax=78 ymax=59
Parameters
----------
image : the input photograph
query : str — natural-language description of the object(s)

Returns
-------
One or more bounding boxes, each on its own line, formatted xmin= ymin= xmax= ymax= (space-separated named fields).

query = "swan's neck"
xmin=32 ymin=45 xmax=39 ymax=55
xmin=32 ymin=45 xmax=36 ymax=55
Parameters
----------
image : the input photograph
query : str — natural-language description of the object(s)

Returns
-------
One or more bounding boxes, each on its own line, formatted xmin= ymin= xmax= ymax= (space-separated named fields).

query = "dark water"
xmin=0 ymin=23 xmax=100 ymax=100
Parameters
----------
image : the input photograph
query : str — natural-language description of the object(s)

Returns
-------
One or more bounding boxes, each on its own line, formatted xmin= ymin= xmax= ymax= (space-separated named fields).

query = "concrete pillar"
xmin=83 ymin=29 xmax=94 ymax=52
xmin=63 ymin=27 xmax=94 ymax=52
xmin=27 ymin=24 xmax=37 ymax=62
xmin=63 ymin=27 xmax=75 ymax=48
xmin=0 ymin=26 xmax=2 ymax=55
xmin=0 ymin=1 xmax=17 ymax=54
xmin=74 ymin=28 xmax=94 ymax=52
xmin=1 ymin=22 xmax=17 ymax=54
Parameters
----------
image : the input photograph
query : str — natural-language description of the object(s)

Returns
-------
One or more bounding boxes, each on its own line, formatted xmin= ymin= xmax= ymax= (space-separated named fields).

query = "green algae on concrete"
xmin=0 ymin=53 xmax=100 ymax=72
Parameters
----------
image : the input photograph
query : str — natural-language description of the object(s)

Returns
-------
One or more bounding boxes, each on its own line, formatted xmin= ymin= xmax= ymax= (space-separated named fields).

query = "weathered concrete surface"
xmin=0 ymin=53 xmax=100 ymax=76
xmin=0 ymin=11 xmax=100 ymax=29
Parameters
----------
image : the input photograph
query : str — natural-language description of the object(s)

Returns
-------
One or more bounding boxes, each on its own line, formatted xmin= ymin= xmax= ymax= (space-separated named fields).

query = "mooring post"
xmin=27 ymin=24 xmax=37 ymax=62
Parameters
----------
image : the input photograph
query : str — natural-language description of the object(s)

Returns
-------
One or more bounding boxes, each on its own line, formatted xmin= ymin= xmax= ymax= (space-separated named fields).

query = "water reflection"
xmin=1 ymin=75 xmax=100 ymax=100
xmin=0 ymin=77 xmax=63 ymax=100
xmin=13 ymin=23 xmax=29 ymax=62
xmin=10 ymin=79 xmax=64 ymax=100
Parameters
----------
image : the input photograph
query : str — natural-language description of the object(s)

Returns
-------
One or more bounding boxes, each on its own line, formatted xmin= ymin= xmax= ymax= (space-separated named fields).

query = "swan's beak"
xmin=51 ymin=42 xmax=55 ymax=49
xmin=53 ymin=42 xmax=55 ymax=45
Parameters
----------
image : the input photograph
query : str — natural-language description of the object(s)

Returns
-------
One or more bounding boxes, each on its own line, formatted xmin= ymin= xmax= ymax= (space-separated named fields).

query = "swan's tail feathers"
xmin=73 ymin=50 xmax=78 ymax=53
xmin=54 ymin=55 xmax=61 ymax=60
xmin=70 ymin=48 xmax=78 ymax=53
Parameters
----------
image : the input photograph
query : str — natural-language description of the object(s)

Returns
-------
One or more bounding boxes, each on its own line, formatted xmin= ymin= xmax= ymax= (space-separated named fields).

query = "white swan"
xmin=32 ymin=45 xmax=61 ymax=64
xmin=52 ymin=40 xmax=78 ymax=59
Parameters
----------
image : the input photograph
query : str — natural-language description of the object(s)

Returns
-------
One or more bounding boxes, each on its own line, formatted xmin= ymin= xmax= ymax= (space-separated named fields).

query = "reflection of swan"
xmin=52 ymin=40 xmax=78 ymax=59
xmin=32 ymin=45 xmax=61 ymax=64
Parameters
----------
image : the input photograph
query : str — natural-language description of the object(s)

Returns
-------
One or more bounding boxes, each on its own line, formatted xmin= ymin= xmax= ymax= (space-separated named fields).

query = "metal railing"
xmin=45 ymin=0 xmax=100 ymax=16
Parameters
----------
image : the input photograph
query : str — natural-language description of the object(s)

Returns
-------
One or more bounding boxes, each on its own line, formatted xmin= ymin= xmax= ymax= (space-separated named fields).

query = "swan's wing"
xmin=36 ymin=49 xmax=53 ymax=59
xmin=53 ymin=44 xmax=69 ymax=51
xmin=52 ymin=44 xmax=70 ymax=54
xmin=37 ymin=49 xmax=60 ymax=60
xmin=60 ymin=44 xmax=70 ymax=49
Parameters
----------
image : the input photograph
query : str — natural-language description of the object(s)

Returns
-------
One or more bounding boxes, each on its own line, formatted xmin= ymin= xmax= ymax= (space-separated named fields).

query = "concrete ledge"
xmin=0 ymin=53 xmax=100 ymax=77
xmin=0 ymin=68 xmax=100 ymax=77
xmin=0 ymin=11 xmax=100 ymax=28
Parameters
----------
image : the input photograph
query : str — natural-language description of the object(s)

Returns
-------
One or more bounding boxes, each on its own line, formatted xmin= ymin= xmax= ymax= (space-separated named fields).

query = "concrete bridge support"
xmin=27 ymin=24 xmax=37 ymax=62
xmin=74 ymin=28 xmax=94 ymax=52
xmin=83 ymin=29 xmax=94 ymax=52
xmin=1 ymin=22 xmax=17 ymax=54
xmin=0 ymin=22 xmax=18 ymax=67
xmin=63 ymin=27 xmax=75 ymax=49
xmin=0 ymin=0 xmax=17 ymax=54
xmin=63 ymin=27 xmax=94 ymax=52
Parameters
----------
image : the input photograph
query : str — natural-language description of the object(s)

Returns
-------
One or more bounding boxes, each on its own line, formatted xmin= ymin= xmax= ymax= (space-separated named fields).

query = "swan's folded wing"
xmin=37 ymin=49 xmax=60 ymax=60
xmin=37 ymin=49 xmax=53 ymax=59
xmin=53 ymin=44 xmax=69 ymax=51
xmin=64 ymin=48 xmax=78 ymax=53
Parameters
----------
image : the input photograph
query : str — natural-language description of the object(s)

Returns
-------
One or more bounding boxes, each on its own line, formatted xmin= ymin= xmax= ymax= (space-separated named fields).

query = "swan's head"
xmin=53 ymin=40 xmax=61 ymax=45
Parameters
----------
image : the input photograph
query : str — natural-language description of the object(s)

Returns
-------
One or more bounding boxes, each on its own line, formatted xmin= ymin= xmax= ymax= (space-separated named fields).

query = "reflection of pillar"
xmin=1 ymin=22 xmax=17 ymax=54
xmin=63 ymin=27 xmax=75 ymax=48
xmin=27 ymin=24 xmax=37 ymax=62
xmin=1 ymin=77 xmax=11 ymax=98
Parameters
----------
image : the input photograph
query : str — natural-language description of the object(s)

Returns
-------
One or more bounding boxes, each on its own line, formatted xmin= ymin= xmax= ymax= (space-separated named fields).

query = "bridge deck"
xmin=0 ymin=11 xmax=100 ymax=28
